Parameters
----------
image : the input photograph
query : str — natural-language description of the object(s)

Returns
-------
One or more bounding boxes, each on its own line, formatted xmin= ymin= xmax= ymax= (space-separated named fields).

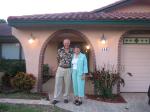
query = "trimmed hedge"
xmin=0 ymin=59 xmax=26 ymax=76
xmin=0 ymin=59 xmax=26 ymax=88
xmin=0 ymin=19 xmax=6 ymax=23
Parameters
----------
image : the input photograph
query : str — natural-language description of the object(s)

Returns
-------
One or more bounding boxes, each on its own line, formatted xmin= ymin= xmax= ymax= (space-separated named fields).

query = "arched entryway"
xmin=118 ymin=30 xmax=150 ymax=93
xmin=38 ymin=29 xmax=96 ymax=93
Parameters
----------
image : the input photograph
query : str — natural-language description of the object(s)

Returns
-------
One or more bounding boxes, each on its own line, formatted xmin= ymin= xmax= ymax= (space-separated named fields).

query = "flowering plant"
xmin=90 ymin=65 xmax=132 ymax=98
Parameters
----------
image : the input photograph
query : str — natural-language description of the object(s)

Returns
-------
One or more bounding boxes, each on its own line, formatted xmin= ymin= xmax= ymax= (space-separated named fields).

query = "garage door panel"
xmin=122 ymin=75 xmax=149 ymax=80
xmin=123 ymin=81 xmax=149 ymax=85
xmin=121 ymin=44 xmax=150 ymax=92
xmin=124 ymin=67 xmax=150 ymax=73
xmin=125 ymin=64 xmax=150 ymax=68
xmin=122 ymin=54 xmax=150 ymax=60
xmin=121 ymin=81 xmax=149 ymax=92
xmin=122 ymin=57 xmax=150 ymax=61
xmin=121 ymin=84 xmax=149 ymax=92
xmin=124 ymin=77 xmax=150 ymax=81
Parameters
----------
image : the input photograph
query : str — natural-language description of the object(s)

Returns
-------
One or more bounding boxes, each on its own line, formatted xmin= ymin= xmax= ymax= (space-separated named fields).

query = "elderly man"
xmin=51 ymin=38 xmax=73 ymax=105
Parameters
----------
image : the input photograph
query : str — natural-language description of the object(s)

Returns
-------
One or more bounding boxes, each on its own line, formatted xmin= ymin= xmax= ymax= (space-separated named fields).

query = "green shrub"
xmin=42 ymin=64 xmax=52 ymax=83
xmin=43 ymin=64 xmax=49 ymax=76
xmin=0 ymin=59 xmax=26 ymax=88
xmin=11 ymin=72 xmax=36 ymax=91
xmin=0 ymin=19 xmax=6 ymax=23
xmin=1 ymin=73 xmax=12 ymax=87
xmin=0 ymin=59 xmax=26 ymax=77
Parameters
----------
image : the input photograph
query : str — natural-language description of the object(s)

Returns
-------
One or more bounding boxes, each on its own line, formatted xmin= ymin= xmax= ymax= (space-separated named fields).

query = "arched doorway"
xmin=118 ymin=30 xmax=150 ymax=92
xmin=38 ymin=29 xmax=96 ymax=93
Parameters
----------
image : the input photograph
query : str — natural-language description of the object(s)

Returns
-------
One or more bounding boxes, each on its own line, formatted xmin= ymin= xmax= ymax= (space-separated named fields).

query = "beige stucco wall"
xmin=44 ymin=42 xmax=58 ymax=75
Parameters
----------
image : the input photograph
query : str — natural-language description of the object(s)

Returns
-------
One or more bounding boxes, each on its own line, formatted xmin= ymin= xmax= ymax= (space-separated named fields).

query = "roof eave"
xmin=8 ymin=19 xmax=150 ymax=27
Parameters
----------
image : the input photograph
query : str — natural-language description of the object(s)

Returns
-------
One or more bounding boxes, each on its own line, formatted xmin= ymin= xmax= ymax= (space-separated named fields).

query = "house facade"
xmin=7 ymin=0 xmax=150 ymax=93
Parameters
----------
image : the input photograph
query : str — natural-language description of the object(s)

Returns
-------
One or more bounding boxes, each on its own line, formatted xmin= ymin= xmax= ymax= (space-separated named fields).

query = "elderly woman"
xmin=71 ymin=45 xmax=88 ymax=106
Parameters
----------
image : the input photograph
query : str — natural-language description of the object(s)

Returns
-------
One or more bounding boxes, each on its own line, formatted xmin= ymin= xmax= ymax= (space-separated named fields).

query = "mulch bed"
xmin=86 ymin=94 xmax=127 ymax=103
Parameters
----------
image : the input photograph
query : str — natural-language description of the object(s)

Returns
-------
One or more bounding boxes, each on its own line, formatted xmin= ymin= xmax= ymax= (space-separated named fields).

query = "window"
xmin=21 ymin=48 xmax=25 ymax=59
xmin=1 ymin=43 xmax=20 ymax=59
xmin=123 ymin=37 xmax=150 ymax=44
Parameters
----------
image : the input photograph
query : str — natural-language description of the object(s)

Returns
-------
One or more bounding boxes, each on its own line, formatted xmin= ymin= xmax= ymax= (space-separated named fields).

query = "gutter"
xmin=8 ymin=19 xmax=150 ymax=27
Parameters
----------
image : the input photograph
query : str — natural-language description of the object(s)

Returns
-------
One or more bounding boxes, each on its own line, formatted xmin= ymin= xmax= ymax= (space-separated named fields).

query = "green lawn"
xmin=0 ymin=92 xmax=47 ymax=100
xmin=0 ymin=92 xmax=70 ymax=112
xmin=0 ymin=103 xmax=69 ymax=112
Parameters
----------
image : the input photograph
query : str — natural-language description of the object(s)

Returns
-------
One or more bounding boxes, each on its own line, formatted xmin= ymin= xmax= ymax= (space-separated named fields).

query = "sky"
xmin=0 ymin=0 xmax=118 ymax=20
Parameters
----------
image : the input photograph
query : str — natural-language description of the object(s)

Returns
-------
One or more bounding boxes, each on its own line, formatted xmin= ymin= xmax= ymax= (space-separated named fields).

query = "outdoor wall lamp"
xmin=85 ymin=45 xmax=90 ymax=53
xmin=101 ymin=34 xmax=108 ymax=51
xmin=101 ymin=34 xmax=106 ymax=44
xmin=86 ymin=45 xmax=90 ymax=50
xmin=28 ymin=33 xmax=35 ymax=44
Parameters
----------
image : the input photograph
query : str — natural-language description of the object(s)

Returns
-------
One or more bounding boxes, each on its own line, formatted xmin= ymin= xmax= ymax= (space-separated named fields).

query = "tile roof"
xmin=92 ymin=0 xmax=130 ymax=13
xmin=8 ymin=12 xmax=150 ymax=21
xmin=99 ymin=12 xmax=150 ymax=20
xmin=93 ymin=0 xmax=150 ymax=13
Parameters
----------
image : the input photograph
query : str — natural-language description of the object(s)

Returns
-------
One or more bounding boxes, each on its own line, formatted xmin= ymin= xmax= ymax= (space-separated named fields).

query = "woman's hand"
xmin=81 ymin=74 xmax=86 ymax=80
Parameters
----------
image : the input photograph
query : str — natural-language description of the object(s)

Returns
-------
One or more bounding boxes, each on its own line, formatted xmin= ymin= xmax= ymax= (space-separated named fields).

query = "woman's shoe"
xmin=78 ymin=101 xmax=82 ymax=105
xmin=75 ymin=101 xmax=82 ymax=106
xmin=73 ymin=99 xmax=78 ymax=105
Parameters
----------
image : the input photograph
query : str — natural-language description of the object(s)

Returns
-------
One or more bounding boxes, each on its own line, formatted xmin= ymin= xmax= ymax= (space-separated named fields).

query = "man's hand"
xmin=52 ymin=65 xmax=58 ymax=76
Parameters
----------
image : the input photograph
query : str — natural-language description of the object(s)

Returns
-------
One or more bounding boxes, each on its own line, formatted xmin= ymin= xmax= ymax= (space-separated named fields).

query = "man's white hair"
xmin=63 ymin=38 xmax=71 ymax=43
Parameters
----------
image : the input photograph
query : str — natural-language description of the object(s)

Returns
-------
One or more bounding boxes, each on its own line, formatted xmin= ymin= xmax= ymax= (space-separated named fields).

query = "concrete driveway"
xmin=56 ymin=93 xmax=150 ymax=112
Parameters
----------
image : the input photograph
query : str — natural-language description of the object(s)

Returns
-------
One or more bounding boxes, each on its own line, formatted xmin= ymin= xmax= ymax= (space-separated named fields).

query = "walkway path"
xmin=0 ymin=93 xmax=149 ymax=112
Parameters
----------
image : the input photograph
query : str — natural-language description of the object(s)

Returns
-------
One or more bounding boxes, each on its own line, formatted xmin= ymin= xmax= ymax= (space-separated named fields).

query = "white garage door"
xmin=121 ymin=44 xmax=150 ymax=92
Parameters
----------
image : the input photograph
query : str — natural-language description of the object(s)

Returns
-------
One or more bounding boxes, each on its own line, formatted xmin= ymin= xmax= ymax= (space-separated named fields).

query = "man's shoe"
xmin=51 ymin=100 xmax=59 ymax=105
xmin=64 ymin=99 xmax=69 ymax=103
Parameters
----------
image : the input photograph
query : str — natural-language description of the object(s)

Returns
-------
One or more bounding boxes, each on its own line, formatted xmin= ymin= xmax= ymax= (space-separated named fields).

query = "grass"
xmin=0 ymin=91 xmax=47 ymax=100
xmin=0 ymin=92 xmax=70 ymax=112
xmin=0 ymin=103 xmax=69 ymax=112
xmin=0 ymin=103 xmax=41 ymax=112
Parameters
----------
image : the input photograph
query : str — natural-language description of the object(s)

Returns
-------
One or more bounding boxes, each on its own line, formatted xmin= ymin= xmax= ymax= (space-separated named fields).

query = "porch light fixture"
xmin=86 ymin=45 xmax=90 ymax=50
xmin=85 ymin=45 xmax=90 ymax=53
xmin=101 ymin=34 xmax=106 ymax=44
xmin=28 ymin=33 xmax=35 ymax=44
